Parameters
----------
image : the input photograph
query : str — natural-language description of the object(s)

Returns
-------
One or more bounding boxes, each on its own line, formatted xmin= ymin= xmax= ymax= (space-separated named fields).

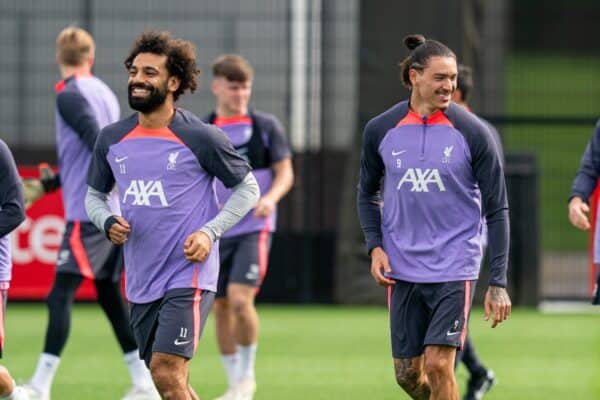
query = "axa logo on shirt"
xmin=122 ymin=180 xmax=169 ymax=206
xmin=397 ymin=168 xmax=446 ymax=192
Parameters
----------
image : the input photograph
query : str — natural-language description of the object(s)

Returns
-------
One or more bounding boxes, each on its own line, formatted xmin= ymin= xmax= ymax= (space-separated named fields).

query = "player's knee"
xmin=394 ymin=360 xmax=420 ymax=389
xmin=229 ymin=295 xmax=253 ymax=316
xmin=423 ymin=355 xmax=452 ymax=380
xmin=213 ymin=298 xmax=229 ymax=314
xmin=150 ymin=358 xmax=185 ymax=393
xmin=0 ymin=366 xmax=13 ymax=396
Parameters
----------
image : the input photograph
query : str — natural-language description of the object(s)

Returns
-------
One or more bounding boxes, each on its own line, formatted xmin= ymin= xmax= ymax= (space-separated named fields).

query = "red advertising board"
xmin=10 ymin=165 xmax=98 ymax=300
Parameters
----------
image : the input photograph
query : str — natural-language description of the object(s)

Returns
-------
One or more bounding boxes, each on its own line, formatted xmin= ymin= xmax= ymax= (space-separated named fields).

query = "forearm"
xmin=357 ymin=187 xmax=383 ymax=254
xmin=85 ymin=186 xmax=114 ymax=233
xmin=263 ymin=162 xmax=294 ymax=203
xmin=200 ymin=173 xmax=260 ymax=241
xmin=486 ymin=208 xmax=510 ymax=287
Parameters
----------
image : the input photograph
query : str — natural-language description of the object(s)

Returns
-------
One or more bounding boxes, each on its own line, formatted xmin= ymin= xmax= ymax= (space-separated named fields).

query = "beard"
xmin=128 ymin=81 xmax=168 ymax=113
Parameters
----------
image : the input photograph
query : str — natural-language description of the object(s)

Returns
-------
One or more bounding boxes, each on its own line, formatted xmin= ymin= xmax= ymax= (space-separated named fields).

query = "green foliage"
xmin=4 ymin=304 xmax=600 ymax=399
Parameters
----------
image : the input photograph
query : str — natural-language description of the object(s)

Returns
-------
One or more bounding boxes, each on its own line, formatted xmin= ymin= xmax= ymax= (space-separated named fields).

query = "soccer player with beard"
xmin=20 ymin=27 xmax=158 ymax=400
xmin=357 ymin=34 xmax=511 ymax=400
xmin=85 ymin=31 xmax=259 ymax=400
xmin=0 ymin=139 xmax=27 ymax=400
xmin=205 ymin=54 xmax=293 ymax=400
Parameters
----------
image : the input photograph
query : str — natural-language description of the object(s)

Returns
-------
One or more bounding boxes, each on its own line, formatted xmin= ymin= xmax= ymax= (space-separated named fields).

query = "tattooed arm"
xmin=484 ymin=285 xmax=512 ymax=328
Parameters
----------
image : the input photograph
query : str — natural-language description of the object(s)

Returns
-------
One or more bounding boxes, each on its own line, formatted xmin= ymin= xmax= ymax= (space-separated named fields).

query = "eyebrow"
xmin=130 ymin=65 xmax=161 ymax=73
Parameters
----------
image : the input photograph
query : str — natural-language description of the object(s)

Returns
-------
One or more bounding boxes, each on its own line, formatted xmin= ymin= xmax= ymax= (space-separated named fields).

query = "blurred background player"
xmin=205 ymin=54 xmax=294 ymax=400
xmin=19 ymin=27 xmax=158 ymax=400
xmin=357 ymin=34 xmax=511 ymax=400
xmin=0 ymin=139 xmax=28 ymax=400
xmin=452 ymin=64 xmax=500 ymax=400
xmin=568 ymin=118 xmax=600 ymax=305
xmin=86 ymin=30 xmax=259 ymax=400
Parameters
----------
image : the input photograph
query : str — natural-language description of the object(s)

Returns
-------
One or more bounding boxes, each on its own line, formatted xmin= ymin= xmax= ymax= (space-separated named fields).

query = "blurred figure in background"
xmin=568 ymin=119 xmax=600 ymax=305
xmin=205 ymin=54 xmax=293 ymax=400
xmin=19 ymin=27 xmax=158 ymax=400
xmin=0 ymin=139 xmax=28 ymax=400
xmin=452 ymin=64 xmax=500 ymax=400
xmin=357 ymin=34 xmax=511 ymax=400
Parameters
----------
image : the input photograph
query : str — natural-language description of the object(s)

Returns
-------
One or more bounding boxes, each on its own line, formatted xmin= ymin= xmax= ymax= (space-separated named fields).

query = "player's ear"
xmin=168 ymin=75 xmax=181 ymax=93
xmin=409 ymin=68 xmax=420 ymax=87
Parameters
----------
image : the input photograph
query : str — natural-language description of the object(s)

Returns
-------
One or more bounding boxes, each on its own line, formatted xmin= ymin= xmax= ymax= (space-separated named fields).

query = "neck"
xmin=216 ymin=104 xmax=247 ymax=118
xmin=60 ymin=65 xmax=91 ymax=79
xmin=138 ymin=99 xmax=176 ymax=129
xmin=410 ymin=93 xmax=438 ymax=117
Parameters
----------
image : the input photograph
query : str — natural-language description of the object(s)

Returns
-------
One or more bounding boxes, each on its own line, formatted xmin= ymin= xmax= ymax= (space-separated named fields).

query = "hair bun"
xmin=403 ymin=34 xmax=426 ymax=50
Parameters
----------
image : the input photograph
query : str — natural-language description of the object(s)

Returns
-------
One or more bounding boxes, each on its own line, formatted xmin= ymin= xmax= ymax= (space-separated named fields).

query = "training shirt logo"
xmin=122 ymin=180 xmax=169 ymax=206
xmin=397 ymin=168 xmax=446 ymax=192
xmin=442 ymin=145 xmax=454 ymax=164
xmin=167 ymin=152 xmax=179 ymax=170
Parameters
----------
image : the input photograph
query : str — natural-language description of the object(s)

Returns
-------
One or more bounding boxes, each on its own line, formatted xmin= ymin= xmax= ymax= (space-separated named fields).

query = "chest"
xmin=379 ymin=126 xmax=473 ymax=191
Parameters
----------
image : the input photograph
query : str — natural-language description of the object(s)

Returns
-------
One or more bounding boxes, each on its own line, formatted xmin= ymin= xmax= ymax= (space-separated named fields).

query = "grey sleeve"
xmin=199 ymin=172 xmax=260 ymax=242
xmin=85 ymin=186 xmax=113 ymax=232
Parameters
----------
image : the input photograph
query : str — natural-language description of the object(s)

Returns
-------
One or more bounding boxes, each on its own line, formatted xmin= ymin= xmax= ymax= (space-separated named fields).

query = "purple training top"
xmin=210 ymin=114 xmax=291 ymax=237
xmin=357 ymin=101 xmax=509 ymax=287
xmin=87 ymin=109 xmax=251 ymax=303
xmin=55 ymin=74 xmax=120 ymax=221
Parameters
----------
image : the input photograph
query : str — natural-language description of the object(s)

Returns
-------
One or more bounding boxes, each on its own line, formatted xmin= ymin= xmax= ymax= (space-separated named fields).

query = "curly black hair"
xmin=124 ymin=30 xmax=200 ymax=101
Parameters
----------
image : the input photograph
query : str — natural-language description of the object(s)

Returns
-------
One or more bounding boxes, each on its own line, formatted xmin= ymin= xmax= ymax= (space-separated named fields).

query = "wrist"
xmin=103 ymin=215 xmax=119 ymax=238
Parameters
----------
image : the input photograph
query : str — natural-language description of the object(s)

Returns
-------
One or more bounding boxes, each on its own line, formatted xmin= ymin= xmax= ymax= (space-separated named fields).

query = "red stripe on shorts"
xmin=0 ymin=290 xmax=4 ymax=351
xmin=69 ymin=221 xmax=95 ymax=279
xmin=460 ymin=280 xmax=471 ymax=348
xmin=255 ymin=221 xmax=270 ymax=293
xmin=192 ymin=289 xmax=202 ymax=353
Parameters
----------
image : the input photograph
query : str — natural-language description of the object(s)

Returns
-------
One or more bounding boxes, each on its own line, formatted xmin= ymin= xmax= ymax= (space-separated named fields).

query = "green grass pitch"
xmin=3 ymin=303 xmax=600 ymax=399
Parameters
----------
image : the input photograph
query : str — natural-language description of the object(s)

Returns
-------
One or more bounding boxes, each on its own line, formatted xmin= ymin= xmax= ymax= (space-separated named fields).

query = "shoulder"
xmin=445 ymin=103 xmax=490 ymax=136
xmin=171 ymin=108 xmax=229 ymax=147
xmin=251 ymin=110 xmax=281 ymax=128
xmin=56 ymin=78 xmax=84 ymax=104
xmin=0 ymin=139 xmax=10 ymax=158
xmin=98 ymin=114 xmax=138 ymax=145
xmin=363 ymin=101 xmax=409 ymax=145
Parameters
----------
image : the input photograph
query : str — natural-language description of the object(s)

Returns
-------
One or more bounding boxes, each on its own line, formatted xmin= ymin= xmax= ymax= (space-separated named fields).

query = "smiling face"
xmin=127 ymin=52 xmax=179 ymax=113
xmin=409 ymin=56 xmax=457 ymax=115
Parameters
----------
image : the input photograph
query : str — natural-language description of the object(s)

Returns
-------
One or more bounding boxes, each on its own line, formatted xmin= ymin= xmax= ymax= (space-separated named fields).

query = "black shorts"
xmin=129 ymin=288 xmax=215 ymax=367
xmin=389 ymin=280 xmax=476 ymax=359
xmin=216 ymin=232 xmax=272 ymax=298
xmin=56 ymin=220 xmax=122 ymax=282
xmin=0 ymin=287 xmax=7 ymax=358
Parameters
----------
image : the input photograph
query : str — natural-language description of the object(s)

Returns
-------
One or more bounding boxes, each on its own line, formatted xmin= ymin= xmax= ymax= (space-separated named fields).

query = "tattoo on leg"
xmin=394 ymin=358 xmax=431 ymax=400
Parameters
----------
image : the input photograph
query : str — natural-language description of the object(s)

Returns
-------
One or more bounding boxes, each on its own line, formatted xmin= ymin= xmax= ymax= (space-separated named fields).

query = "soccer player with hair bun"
xmin=357 ymin=34 xmax=511 ymax=399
